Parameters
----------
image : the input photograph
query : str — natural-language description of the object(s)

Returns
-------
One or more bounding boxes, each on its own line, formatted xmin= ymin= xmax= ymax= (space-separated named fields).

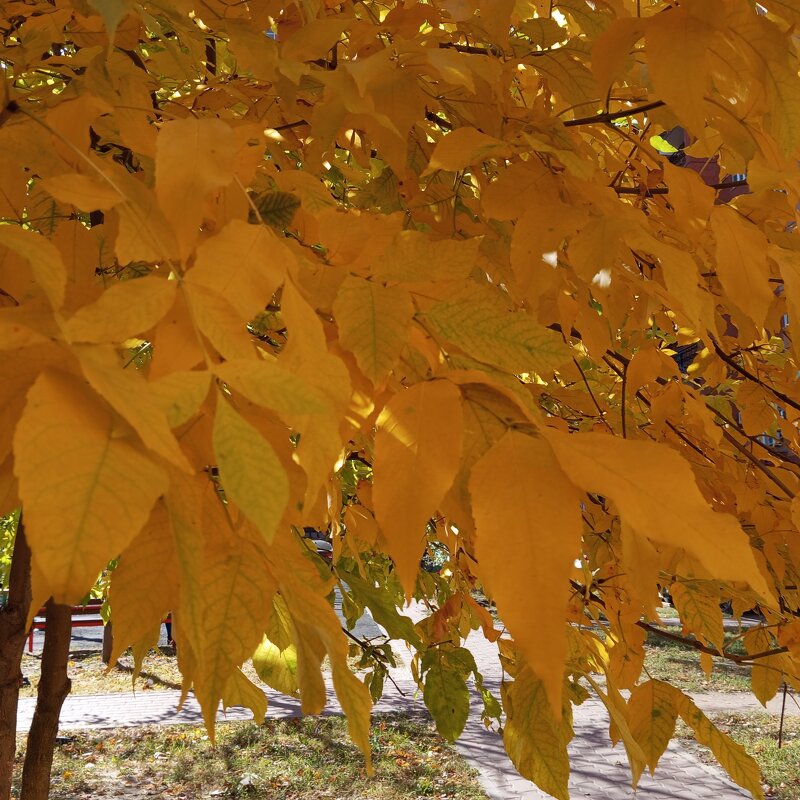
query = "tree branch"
xmin=708 ymin=333 xmax=800 ymax=415
xmin=637 ymin=621 xmax=789 ymax=664
xmin=563 ymin=100 xmax=665 ymax=128
xmin=425 ymin=111 xmax=453 ymax=131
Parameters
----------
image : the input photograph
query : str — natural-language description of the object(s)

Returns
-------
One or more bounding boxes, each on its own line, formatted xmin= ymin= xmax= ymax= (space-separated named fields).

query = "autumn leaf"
xmin=424 ymin=127 xmax=511 ymax=174
xmin=543 ymin=430 xmax=774 ymax=602
xmin=0 ymin=226 xmax=66 ymax=310
xmin=212 ymin=395 xmax=289 ymax=544
xmin=627 ymin=680 xmax=680 ymax=778
xmin=65 ymin=275 xmax=176 ymax=343
xmin=155 ymin=118 xmax=236 ymax=259
xmin=470 ymin=431 xmax=582 ymax=715
xmin=14 ymin=370 xmax=166 ymax=601
xmin=502 ymin=667 xmax=572 ymax=800
xmin=423 ymin=286 xmax=570 ymax=375
xmin=333 ymin=276 xmax=414 ymax=384
xmin=374 ymin=380 xmax=463 ymax=594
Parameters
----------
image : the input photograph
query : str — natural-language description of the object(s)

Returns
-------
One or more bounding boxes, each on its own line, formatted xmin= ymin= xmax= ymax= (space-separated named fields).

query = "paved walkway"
xmin=17 ymin=602 xmax=796 ymax=800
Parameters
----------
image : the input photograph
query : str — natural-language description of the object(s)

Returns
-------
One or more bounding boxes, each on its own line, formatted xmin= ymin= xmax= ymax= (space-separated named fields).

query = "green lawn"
xmin=16 ymin=714 xmax=489 ymax=800
xmin=643 ymin=630 xmax=752 ymax=693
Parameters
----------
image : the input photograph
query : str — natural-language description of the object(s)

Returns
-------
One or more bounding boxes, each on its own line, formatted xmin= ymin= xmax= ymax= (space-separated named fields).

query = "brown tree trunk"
xmin=0 ymin=518 xmax=32 ymax=800
xmin=101 ymin=621 xmax=114 ymax=665
xmin=19 ymin=599 xmax=71 ymax=800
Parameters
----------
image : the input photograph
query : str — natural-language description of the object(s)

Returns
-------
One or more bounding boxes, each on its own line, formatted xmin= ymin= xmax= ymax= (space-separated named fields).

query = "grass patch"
xmin=14 ymin=714 xmax=488 ymax=800
xmin=676 ymin=712 xmax=800 ymax=800
xmin=21 ymin=650 xmax=359 ymax=698
xmin=643 ymin=630 xmax=751 ymax=693
xmin=21 ymin=649 xmax=193 ymax=698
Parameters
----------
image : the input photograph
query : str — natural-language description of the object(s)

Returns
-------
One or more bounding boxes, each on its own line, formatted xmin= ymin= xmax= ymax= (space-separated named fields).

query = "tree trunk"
xmin=101 ymin=621 xmax=114 ymax=665
xmin=19 ymin=599 xmax=71 ymax=800
xmin=0 ymin=518 xmax=32 ymax=800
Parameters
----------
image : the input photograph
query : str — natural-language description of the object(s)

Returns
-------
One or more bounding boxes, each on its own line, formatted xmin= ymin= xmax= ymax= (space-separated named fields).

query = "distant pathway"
xmin=17 ymin=601 xmax=796 ymax=799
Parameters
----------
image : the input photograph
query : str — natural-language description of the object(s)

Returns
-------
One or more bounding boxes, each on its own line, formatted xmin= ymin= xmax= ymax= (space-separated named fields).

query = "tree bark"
xmin=0 ymin=518 xmax=32 ymax=800
xmin=101 ymin=621 xmax=114 ymax=665
xmin=19 ymin=599 xmax=71 ymax=800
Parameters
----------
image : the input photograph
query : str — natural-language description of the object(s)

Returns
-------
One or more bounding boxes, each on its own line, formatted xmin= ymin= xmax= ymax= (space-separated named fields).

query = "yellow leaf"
xmin=14 ymin=370 xmax=167 ymax=601
xmin=0 ymin=226 xmax=66 ymax=310
xmin=65 ymin=275 xmax=176 ymax=343
xmin=0 ymin=456 xmax=19 ymax=517
xmin=625 ymin=344 xmax=674 ymax=394
xmin=591 ymin=18 xmax=646 ymax=98
xmin=670 ymin=582 xmax=724 ymax=652
xmin=333 ymin=276 xmax=414 ymax=384
xmin=502 ymin=667 xmax=572 ymax=800
xmin=710 ymin=205 xmax=774 ymax=329
xmin=113 ymin=174 xmax=179 ymax=264
xmin=88 ymin=0 xmax=132 ymax=38
xmin=148 ymin=370 xmax=211 ymax=428
xmin=732 ymin=11 xmax=800 ymax=155
xmin=373 ymin=232 xmax=480 ymax=283
xmin=182 ymin=281 xmax=257 ymax=361
xmin=470 ymin=431 xmax=582 ymax=715
xmin=745 ymin=628 xmax=784 ymax=705
xmin=0 ymin=308 xmax=50 ymax=349
xmin=109 ymin=501 xmax=178 ymax=664
xmin=543 ymin=430 xmax=773 ymax=602
xmin=425 ymin=48 xmax=475 ymax=93
xmin=374 ymin=380 xmax=463 ymax=594
xmin=222 ymin=668 xmax=268 ymax=724
xmin=76 ymin=344 xmax=192 ymax=471
xmin=585 ymin=674 xmax=647 ymax=786
xmin=424 ymin=127 xmax=511 ymax=175
xmin=279 ymin=281 xmax=351 ymax=508
xmin=148 ymin=290 xmax=205 ymax=378
xmin=678 ymin=695 xmax=764 ymax=800
xmin=423 ymin=286 xmax=570 ymax=375
xmin=189 ymin=220 xmax=291 ymax=320
xmin=164 ymin=471 xmax=208 ymax=666
xmin=272 ymin=534 xmax=373 ymax=772
xmin=627 ymin=679 xmax=679 ymax=777
xmin=213 ymin=359 xmax=330 ymax=420
xmin=193 ymin=530 xmax=277 ymax=731
xmin=534 ymin=50 xmax=596 ymax=107
xmin=212 ymin=394 xmax=289 ymax=543
xmin=40 ymin=173 xmax=123 ymax=210
xmin=155 ymin=118 xmax=236 ymax=259
xmin=252 ymin=636 xmax=300 ymax=697
xmin=646 ymin=6 xmax=711 ymax=136
xmin=281 ymin=18 xmax=348 ymax=61
xmin=700 ymin=651 xmax=713 ymax=679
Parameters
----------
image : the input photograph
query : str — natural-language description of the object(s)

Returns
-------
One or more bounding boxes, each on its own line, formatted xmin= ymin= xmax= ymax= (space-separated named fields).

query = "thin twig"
xmin=708 ymin=333 xmax=800 ymax=415
xmin=563 ymin=100 xmax=665 ymax=127
xmin=573 ymin=357 xmax=615 ymax=434
xmin=341 ymin=627 xmax=407 ymax=696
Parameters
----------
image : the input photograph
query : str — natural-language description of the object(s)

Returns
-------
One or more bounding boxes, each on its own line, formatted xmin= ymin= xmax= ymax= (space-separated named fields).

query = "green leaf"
xmin=252 ymin=191 xmax=301 ymax=229
xmin=344 ymin=572 xmax=422 ymax=647
xmin=422 ymin=648 xmax=472 ymax=742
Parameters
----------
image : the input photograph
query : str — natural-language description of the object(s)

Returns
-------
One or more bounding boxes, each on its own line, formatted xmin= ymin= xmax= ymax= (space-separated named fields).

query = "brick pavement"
xmin=17 ymin=601 xmax=787 ymax=799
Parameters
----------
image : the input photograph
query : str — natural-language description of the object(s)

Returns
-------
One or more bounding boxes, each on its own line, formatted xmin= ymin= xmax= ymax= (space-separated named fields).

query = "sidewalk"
xmin=17 ymin=602 xmax=789 ymax=800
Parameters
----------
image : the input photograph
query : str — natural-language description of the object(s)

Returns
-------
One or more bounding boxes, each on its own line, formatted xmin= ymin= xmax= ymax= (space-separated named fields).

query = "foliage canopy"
xmin=2 ymin=0 xmax=800 ymax=796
